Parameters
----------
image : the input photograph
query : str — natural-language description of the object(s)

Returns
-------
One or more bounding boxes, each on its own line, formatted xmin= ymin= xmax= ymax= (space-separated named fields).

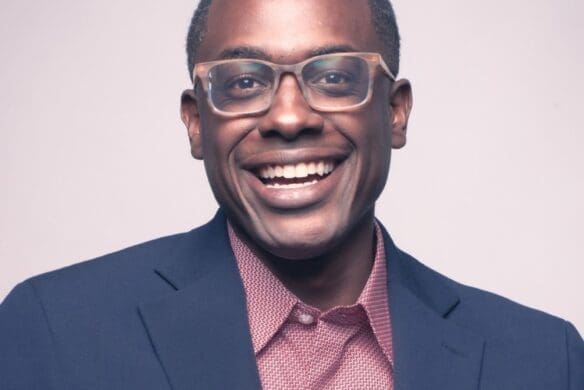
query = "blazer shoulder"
xmin=2 ymin=227 xmax=212 ymax=317
xmin=427 ymin=258 xmax=582 ymax=347
xmin=394 ymin=247 xmax=583 ymax=386
xmin=3 ymin=212 xmax=227 ymax=309
xmin=435 ymin=261 xmax=584 ymax=388
xmin=0 ymin=225 xmax=217 ymax=390
xmin=395 ymin=247 xmax=581 ymax=340
xmin=25 ymin=231 xmax=190 ymax=290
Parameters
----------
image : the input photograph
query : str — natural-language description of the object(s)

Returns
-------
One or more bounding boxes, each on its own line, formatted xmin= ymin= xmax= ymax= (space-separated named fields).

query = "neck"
xmin=235 ymin=212 xmax=377 ymax=311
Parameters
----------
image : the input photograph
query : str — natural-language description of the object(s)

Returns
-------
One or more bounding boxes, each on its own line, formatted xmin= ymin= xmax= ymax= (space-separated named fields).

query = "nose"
xmin=257 ymin=74 xmax=324 ymax=140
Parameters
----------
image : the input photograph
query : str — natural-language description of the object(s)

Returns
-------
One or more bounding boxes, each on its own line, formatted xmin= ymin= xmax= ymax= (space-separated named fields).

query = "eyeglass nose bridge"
xmin=268 ymin=64 xmax=314 ymax=110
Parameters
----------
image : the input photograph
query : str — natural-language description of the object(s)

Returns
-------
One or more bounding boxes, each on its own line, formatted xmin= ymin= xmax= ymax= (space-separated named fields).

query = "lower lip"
xmin=243 ymin=162 xmax=345 ymax=210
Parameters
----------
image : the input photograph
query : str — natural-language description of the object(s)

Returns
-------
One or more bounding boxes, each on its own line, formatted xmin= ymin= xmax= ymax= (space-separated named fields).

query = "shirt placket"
xmin=306 ymin=316 xmax=363 ymax=389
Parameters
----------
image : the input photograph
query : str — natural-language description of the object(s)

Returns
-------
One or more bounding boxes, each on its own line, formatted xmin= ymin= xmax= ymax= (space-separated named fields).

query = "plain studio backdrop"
xmin=1 ymin=0 xmax=583 ymax=332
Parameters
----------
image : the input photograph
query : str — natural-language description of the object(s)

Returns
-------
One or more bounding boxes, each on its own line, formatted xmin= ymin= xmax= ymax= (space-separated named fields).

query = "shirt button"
xmin=298 ymin=313 xmax=315 ymax=325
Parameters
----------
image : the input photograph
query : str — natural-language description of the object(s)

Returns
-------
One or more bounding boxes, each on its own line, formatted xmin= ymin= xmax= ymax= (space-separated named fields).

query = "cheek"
xmin=336 ymin=105 xmax=392 ymax=167
xmin=362 ymin=96 xmax=392 ymax=167
xmin=362 ymin=129 xmax=391 ymax=196
xmin=198 ymin=115 xmax=236 ymax=199
xmin=199 ymin=114 xmax=256 ymax=167
xmin=335 ymin=106 xmax=392 ymax=199
xmin=199 ymin=114 xmax=260 ymax=204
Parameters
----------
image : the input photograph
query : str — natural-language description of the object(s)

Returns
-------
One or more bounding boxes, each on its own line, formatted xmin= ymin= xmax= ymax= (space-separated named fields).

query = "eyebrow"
xmin=216 ymin=44 xmax=359 ymax=62
xmin=308 ymin=44 xmax=358 ymax=57
xmin=217 ymin=47 xmax=269 ymax=60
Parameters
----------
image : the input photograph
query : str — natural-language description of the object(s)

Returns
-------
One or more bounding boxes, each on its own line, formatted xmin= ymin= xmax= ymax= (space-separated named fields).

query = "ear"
xmin=389 ymin=79 xmax=413 ymax=149
xmin=180 ymin=89 xmax=203 ymax=160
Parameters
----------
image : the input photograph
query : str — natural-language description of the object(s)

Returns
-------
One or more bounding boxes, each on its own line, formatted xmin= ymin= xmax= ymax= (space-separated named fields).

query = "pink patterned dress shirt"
xmin=228 ymin=223 xmax=394 ymax=390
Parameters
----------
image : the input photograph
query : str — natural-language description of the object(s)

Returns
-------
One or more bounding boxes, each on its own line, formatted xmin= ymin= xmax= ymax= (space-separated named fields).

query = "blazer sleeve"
xmin=566 ymin=321 xmax=584 ymax=390
xmin=0 ymin=281 xmax=63 ymax=389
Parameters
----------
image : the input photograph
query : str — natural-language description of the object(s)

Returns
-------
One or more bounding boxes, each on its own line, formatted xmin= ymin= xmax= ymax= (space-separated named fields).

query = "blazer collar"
xmin=381 ymin=226 xmax=485 ymax=390
xmin=139 ymin=211 xmax=485 ymax=390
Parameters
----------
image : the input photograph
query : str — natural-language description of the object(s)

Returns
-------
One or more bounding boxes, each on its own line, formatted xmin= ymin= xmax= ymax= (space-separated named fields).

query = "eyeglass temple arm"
xmin=379 ymin=59 xmax=397 ymax=81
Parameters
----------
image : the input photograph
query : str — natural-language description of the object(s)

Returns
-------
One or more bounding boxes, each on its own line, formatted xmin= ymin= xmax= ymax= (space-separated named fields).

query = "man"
xmin=1 ymin=0 xmax=582 ymax=389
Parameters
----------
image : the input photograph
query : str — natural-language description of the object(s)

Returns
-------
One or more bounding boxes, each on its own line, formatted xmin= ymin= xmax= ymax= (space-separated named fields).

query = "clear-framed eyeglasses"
xmin=192 ymin=52 xmax=396 ymax=117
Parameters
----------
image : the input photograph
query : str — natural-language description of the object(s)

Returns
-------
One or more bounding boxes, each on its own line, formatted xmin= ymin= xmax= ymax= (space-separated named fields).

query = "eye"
xmin=221 ymin=74 xmax=271 ymax=99
xmin=228 ymin=75 xmax=266 ymax=91
xmin=220 ymin=74 xmax=270 ymax=100
xmin=233 ymin=77 xmax=260 ymax=89
xmin=314 ymin=71 xmax=352 ymax=85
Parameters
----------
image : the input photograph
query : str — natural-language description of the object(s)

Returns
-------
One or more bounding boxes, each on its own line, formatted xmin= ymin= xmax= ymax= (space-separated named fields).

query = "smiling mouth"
xmin=255 ymin=160 xmax=336 ymax=189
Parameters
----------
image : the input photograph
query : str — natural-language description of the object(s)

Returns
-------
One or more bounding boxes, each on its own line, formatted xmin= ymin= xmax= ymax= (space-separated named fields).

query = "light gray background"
xmin=1 ymin=0 xmax=582 ymax=332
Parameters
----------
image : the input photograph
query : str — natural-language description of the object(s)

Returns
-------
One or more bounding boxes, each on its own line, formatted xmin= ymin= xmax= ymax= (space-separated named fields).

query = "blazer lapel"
xmin=138 ymin=212 xmax=484 ymax=389
xmin=138 ymin=211 xmax=261 ymax=390
xmin=382 ymin=228 xmax=485 ymax=390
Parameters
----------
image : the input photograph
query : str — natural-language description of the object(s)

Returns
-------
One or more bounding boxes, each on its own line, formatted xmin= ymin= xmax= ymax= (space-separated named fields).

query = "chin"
xmin=254 ymin=212 xmax=348 ymax=260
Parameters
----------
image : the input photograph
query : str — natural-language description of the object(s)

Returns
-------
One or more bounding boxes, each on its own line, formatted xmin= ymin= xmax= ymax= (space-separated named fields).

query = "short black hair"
xmin=185 ymin=0 xmax=400 ymax=81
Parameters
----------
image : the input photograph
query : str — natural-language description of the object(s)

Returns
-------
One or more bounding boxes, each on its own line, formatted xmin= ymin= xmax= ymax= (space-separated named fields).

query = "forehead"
xmin=197 ymin=0 xmax=383 ymax=63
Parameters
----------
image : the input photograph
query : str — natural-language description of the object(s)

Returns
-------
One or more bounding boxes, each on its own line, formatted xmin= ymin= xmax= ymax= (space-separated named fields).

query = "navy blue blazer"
xmin=1 ymin=210 xmax=583 ymax=389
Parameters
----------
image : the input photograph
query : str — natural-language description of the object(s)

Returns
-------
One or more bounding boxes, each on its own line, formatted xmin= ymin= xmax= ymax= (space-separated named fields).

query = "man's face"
xmin=182 ymin=0 xmax=411 ymax=259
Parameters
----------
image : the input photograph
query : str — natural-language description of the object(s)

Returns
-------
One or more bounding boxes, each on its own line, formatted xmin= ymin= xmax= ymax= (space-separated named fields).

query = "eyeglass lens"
xmin=208 ymin=55 xmax=370 ymax=113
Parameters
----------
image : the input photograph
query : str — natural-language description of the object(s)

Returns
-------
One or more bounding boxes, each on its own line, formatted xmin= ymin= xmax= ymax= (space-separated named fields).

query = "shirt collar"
xmin=228 ymin=222 xmax=393 ymax=366
xmin=228 ymin=224 xmax=297 ymax=354
xmin=357 ymin=222 xmax=394 ymax=365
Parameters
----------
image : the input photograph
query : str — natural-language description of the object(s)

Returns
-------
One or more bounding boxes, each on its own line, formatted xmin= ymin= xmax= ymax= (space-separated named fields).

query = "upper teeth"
xmin=258 ymin=161 xmax=335 ymax=179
